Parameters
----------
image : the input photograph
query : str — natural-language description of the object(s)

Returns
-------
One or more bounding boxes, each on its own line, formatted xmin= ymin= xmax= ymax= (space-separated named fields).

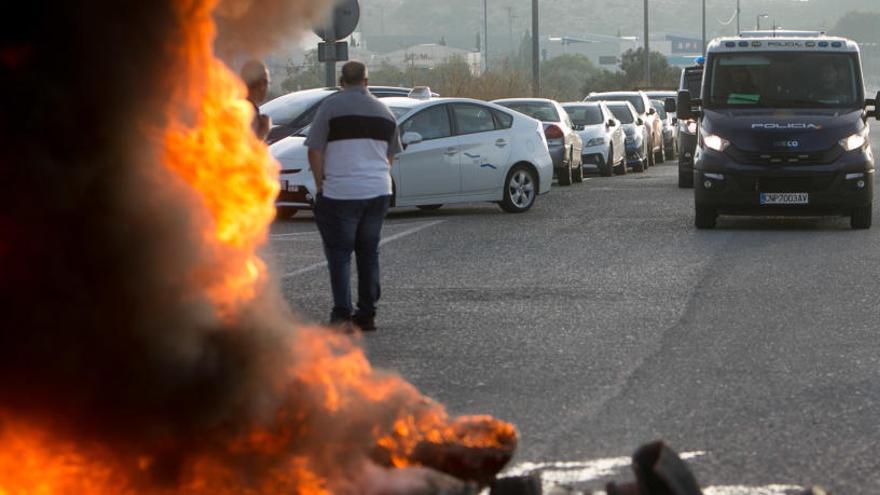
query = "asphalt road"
xmin=268 ymin=137 xmax=880 ymax=494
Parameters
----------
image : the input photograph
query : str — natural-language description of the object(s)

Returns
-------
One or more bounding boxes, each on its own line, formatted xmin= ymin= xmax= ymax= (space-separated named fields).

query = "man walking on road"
xmin=305 ymin=61 xmax=401 ymax=332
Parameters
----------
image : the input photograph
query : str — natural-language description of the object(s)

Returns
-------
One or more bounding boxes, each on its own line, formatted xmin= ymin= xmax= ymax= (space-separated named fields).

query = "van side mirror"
xmin=401 ymin=131 xmax=423 ymax=149
xmin=677 ymin=90 xmax=702 ymax=120
xmin=664 ymin=97 xmax=677 ymax=113
xmin=867 ymin=91 xmax=880 ymax=120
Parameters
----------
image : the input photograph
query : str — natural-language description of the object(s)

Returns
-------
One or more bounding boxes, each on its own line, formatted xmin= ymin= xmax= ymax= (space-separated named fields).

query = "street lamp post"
xmin=757 ymin=14 xmax=769 ymax=30
xmin=701 ymin=0 xmax=706 ymax=55
xmin=736 ymin=0 xmax=741 ymax=34
xmin=644 ymin=0 xmax=650 ymax=87
xmin=483 ymin=0 xmax=489 ymax=72
xmin=532 ymin=0 xmax=539 ymax=96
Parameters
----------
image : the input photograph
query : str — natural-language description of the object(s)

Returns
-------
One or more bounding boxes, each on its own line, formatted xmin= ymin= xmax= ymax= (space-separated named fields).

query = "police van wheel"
xmin=694 ymin=204 xmax=717 ymax=229
xmin=678 ymin=169 xmax=693 ymax=188
xmin=851 ymin=204 xmax=872 ymax=229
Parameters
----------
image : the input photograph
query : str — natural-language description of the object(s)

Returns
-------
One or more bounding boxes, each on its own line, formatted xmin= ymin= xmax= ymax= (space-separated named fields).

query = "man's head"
xmin=241 ymin=59 xmax=270 ymax=104
xmin=819 ymin=64 xmax=839 ymax=90
xmin=340 ymin=61 xmax=368 ymax=89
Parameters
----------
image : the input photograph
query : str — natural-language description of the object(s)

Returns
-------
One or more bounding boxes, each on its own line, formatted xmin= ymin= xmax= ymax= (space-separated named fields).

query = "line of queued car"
xmin=267 ymin=86 xmax=679 ymax=218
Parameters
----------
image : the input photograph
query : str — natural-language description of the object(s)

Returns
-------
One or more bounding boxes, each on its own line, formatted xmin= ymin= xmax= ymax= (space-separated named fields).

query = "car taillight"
xmin=545 ymin=125 xmax=564 ymax=140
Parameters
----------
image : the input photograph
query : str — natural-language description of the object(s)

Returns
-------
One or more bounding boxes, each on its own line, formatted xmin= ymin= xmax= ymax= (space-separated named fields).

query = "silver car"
xmin=492 ymin=98 xmax=584 ymax=186
xmin=562 ymin=102 xmax=626 ymax=177
xmin=604 ymin=101 xmax=650 ymax=173
xmin=651 ymin=99 xmax=677 ymax=161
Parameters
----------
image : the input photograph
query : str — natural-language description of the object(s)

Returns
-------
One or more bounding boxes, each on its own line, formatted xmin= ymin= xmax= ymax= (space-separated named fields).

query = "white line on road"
xmin=496 ymin=451 xmax=802 ymax=495
xmin=279 ymin=220 xmax=444 ymax=279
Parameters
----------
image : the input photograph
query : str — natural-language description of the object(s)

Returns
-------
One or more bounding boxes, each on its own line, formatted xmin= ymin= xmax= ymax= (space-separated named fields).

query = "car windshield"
xmin=261 ymin=89 xmax=335 ymax=127
xmin=651 ymin=101 xmax=667 ymax=119
xmin=563 ymin=105 xmax=604 ymax=126
xmin=499 ymin=102 xmax=560 ymax=122
xmin=606 ymin=104 xmax=635 ymax=124
xmin=588 ymin=94 xmax=644 ymax=114
xmin=706 ymin=52 xmax=861 ymax=109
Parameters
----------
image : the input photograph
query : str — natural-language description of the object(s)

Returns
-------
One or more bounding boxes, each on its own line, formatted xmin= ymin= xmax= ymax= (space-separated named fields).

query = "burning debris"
xmin=0 ymin=0 xmax=515 ymax=493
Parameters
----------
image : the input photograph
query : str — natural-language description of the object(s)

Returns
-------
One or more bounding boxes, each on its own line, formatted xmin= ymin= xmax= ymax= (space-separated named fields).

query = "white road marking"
xmin=279 ymin=220 xmax=444 ymax=279
xmin=499 ymin=452 xmax=802 ymax=494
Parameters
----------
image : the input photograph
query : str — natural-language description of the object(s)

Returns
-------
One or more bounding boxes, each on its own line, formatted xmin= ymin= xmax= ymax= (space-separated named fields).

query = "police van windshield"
xmin=705 ymin=52 xmax=861 ymax=109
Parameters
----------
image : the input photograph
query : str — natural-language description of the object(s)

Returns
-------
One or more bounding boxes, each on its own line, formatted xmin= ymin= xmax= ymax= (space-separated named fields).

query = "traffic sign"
xmin=314 ymin=0 xmax=360 ymax=42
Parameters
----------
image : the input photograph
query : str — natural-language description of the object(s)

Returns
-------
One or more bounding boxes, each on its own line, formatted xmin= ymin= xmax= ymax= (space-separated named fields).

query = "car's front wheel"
xmin=694 ymin=204 xmax=717 ymax=229
xmin=500 ymin=165 xmax=537 ymax=213
xmin=654 ymin=140 xmax=665 ymax=164
xmin=851 ymin=204 xmax=872 ymax=229
xmin=602 ymin=146 xmax=614 ymax=177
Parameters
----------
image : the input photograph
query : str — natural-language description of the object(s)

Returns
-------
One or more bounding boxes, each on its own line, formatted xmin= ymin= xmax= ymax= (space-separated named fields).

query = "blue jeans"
xmin=314 ymin=194 xmax=391 ymax=320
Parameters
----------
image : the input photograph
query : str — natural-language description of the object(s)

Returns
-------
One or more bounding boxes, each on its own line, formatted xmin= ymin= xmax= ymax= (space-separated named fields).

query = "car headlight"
xmin=702 ymin=133 xmax=730 ymax=152
xmin=585 ymin=137 xmax=606 ymax=147
xmin=682 ymin=119 xmax=698 ymax=135
xmin=840 ymin=130 xmax=868 ymax=152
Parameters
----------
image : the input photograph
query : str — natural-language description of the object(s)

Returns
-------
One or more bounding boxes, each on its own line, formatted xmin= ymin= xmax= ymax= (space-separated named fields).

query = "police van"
xmin=677 ymin=31 xmax=876 ymax=229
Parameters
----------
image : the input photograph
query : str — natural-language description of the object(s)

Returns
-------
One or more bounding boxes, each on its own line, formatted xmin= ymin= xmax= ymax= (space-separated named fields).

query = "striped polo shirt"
xmin=304 ymin=86 xmax=402 ymax=200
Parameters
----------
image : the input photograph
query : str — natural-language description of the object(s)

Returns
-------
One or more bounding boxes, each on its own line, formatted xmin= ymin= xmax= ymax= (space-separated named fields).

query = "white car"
xmin=272 ymin=97 xmax=553 ymax=216
xmin=562 ymin=102 xmax=626 ymax=177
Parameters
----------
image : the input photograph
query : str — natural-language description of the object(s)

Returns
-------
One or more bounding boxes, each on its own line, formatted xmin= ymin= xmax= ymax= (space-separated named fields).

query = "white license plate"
xmin=760 ymin=192 xmax=809 ymax=205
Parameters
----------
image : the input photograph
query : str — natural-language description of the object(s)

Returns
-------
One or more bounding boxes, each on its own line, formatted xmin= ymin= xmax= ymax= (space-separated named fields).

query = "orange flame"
xmin=162 ymin=0 xmax=278 ymax=312
xmin=0 ymin=0 xmax=516 ymax=492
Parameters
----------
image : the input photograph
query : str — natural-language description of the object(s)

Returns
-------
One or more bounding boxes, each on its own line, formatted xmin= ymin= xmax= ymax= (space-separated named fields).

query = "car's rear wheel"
xmin=602 ymin=146 xmax=614 ymax=177
xmin=275 ymin=206 xmax=298 ymax=220
xmin=500 ymin=165 xmax=537 ymax=213
xmin=694 ymin=204 xmax=717 ymax=229
xmin=557 ymin=163 xmax=573 ymax=186
xmin=851 ymin=204 xmax=872 ymax=229
xmin=417 ymin=204 xmax=443 ymax=211
xmin=646 ymin=139 xmax=655 ymax=167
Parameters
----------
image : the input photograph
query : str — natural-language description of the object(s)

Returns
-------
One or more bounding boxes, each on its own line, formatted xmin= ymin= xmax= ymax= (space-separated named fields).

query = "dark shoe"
xmin=353 ymin=313 xmax=377 ymax=332
xmin=329 ymin=309 xmax=354 ymax=334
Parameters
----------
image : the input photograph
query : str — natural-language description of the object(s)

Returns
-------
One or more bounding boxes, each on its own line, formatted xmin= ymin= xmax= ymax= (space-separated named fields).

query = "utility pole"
xmin=483 ymin=0 xmax=489 ymax=72
xmin=736 ymin=0 xmax=741 ymax=34
xmin=644 ymin=0 xmax=650 ymax=87
xmin=531 ymin=0 xmax=540 ymax=96
xmin=701 ymin=0 xmax=707 ymax=56
xmin=506 ymin=7 xmax=516 ymax=59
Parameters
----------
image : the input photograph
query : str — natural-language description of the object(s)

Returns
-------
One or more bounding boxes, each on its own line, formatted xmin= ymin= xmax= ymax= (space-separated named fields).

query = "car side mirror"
xmin=647 ymin=107 xmax=656 ymax=115
xmin=636 ymin=117 xmax=644 ymax=126
xmin=606 ymin=119 xmax=616 ymax=127
xmin=664 ymin=97 xmax=677 ymax=113
xmin=672 ymin=116 xmax=678 ymax=124
xmin=401 ymin=131 xmax=423 ymax=149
